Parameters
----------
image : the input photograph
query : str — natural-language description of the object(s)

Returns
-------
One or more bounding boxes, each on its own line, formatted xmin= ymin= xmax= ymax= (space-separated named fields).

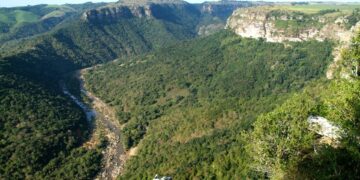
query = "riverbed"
xmin=61 ymin=71 xmax=127 ymax=180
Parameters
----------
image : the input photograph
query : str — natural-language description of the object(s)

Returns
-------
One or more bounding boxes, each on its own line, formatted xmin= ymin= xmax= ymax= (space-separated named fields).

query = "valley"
xmin=1 ymin=1 xmax=360 ymax=179
xmin=62 ymin=69 xmax=128 ymax=179
xmin=78 ymin=69 xmax=126 ymax=180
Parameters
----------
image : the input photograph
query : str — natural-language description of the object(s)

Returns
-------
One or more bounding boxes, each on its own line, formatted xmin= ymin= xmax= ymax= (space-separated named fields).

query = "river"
xmin=61 ymin=70 xmax=127 ymax=180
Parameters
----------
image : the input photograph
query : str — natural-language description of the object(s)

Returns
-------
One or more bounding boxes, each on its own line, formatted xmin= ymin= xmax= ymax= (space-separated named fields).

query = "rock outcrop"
xmin=194 ymin=1 xmax=271 ymax=36
xmin=197 ymin=1 xmax=254 ymax=18
xmin=81 ymin=0 xmax=194 ymax=21
xmin=226 ymin=7 xmax=360 ymax=43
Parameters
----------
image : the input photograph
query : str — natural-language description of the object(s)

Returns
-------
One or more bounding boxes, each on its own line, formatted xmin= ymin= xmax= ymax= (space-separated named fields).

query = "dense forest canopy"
xmin=84 ymin=30 xmax=338 ymax=178
xmin=1 ymin=1 xmax=360 ymax=179
xmin=0 ymin=62 xmax=103 ymax=179
xmin=0 ymin=3 xmax=107 ymax=44
xmin=0 ymin=1 xmax=252 ymax=178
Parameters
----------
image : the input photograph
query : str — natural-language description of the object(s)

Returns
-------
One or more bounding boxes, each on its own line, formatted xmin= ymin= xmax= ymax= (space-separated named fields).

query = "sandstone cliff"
xmin=81 ymin=0 xmax=195 ymax=21
xmin=226 ymin=7 xmax=360 ymax=43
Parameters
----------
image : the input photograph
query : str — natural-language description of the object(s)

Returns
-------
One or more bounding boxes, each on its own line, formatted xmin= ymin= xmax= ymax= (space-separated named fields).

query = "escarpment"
xmin=226 ymin=7 xmax=360 ymax=43
xmin=197 ymin=1 xmax=253 ymax=18
xmin=81 ymin=0 xmax=197 ymax=22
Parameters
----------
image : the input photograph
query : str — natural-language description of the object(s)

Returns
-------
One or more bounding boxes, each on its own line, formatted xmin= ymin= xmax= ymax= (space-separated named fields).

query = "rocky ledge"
xmin=81 ymin=0 xmax=190 ymax=21
xmin=226 ymin=6 xmax=360 ymax=43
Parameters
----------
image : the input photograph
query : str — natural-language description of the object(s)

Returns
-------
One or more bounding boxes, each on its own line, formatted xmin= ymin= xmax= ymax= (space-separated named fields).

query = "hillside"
xmin=1 ymin=0 xmax=257 ymax=71
xmin=0 ymin=1 xmax=201 ymax=177
xmin=83 ymin=4 xmax=360 ymax=179
xmin=0 ymin=3 xmax=105 ymax=44
xmin=84 ymin=30 xmax=334 ymax=178
xmin=0 ymin=61 xmax=104 ymax=179
xmin=0 ymin=1 xmax=257 ymax=178
xmin=246 ymin=31 xmax=360 ymax=179
xmin=2 ymin=2 xmax=360 ymax=179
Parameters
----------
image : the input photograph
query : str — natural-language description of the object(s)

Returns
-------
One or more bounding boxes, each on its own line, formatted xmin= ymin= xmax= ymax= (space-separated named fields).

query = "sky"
xmin=1 ymin=0 xmax=360 ymax=7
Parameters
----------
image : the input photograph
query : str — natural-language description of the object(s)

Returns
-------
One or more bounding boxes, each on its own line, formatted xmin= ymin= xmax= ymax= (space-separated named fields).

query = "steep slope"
xmin=0 ymin=3 xmax=105 ymax=44
xmin=195 ymin=0 xmax=254 ymax=36
xmin=226 ymin=4 xmax=360 ymax=42
xmin=0 ymin=1 xmax=204 ymax=71
xmin=6 ymin=2 xmax=357 ymax=179
xmin=83 ymin=5 xmax=360 ymax=179
xmin=0 ymin=0 xmax=262 ymax=82
xmin=0 ymin=1 xmax=256 ymax=178
xmin=246 ymin=31 xmax=360 ymax=179
xmin=83 ymin=30 xmax=334 ymax=178
xmin=0 ymin=61 xmax=103 ymax=179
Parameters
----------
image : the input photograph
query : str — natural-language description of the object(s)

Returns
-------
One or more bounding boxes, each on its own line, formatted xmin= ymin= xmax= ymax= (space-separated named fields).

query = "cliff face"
xmin=81 ymin=0 xmax=198 ymax=22
xmin=82 ymin=0 xmax=264 ymax=22
xmin=82 ymin=5 xmax=152 ymax=20
xmin=81 ymin=0 xmax=269 ymax=37
xmin=226 ymin=7 xmax=360 ymax=43
xmin=197 ymin=1 xmax=253 ymax=19
xmin=194 ymin=1 xmax=272 ymax=36
xmin=197 ymin=1 xmax=271 ymax=19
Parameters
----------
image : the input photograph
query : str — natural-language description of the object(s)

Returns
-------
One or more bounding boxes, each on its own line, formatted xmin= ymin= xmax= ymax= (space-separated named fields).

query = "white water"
xmin=62 ymin=83 xmax=96 ymax=122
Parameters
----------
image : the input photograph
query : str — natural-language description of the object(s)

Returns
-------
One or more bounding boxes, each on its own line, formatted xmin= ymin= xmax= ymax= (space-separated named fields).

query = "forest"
xmin=0 ymin=2 xmax=244 ymax=178
xmin=83 ymin=30 xmax=348 ymax=178
xmin=0 ymin=66 xmax=103 ymax=179
xmin=1 ymin=1 xmax=360 ymax=179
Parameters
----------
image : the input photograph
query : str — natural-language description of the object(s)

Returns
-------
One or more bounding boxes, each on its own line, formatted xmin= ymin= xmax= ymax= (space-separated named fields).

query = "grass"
xmin=0 ymin=10 xmax=39 ymax=25
xmin=14 ymin=10 xmax=39 ymax=24
xmin=42 ymin=10 xmax=66 ymax=19
xmin=46 ymin=4 xmax=64 ymax=8
xmin=274 ymin=4 xmax=360 ymax=14
xmin=0 ymin=13 xmax=9 ymax=23
xmin=0 ymin=5 xmax=73 ymax=26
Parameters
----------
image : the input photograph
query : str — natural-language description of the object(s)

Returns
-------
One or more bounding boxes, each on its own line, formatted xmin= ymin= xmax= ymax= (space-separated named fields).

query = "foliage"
xmin=35 ymin=148 xmax=102 ymax=179
xmin=246 ymin=79 xmax=360 ymax=179
xmin=271 ymin=10 xmax=323 ymax=35
xmin=84 ymin=30 xmax=334 ymax=178
xmin=0 ymin=3 xmax=241 ymax=178
xmin=0 ymin=3 xmax=105 ymax=43
xmin=345 ymin=8 xmax=360 ymax=29
xmin=1 ymin=15 xmax=201 ymax=70
xmin=2 ymin=2 xmax=358 ymax=179
xmin=274 ymin=4 xmax=360 ymax=14
xmin=246 ymin=31 xmax=360 ymax=179
xmin=0 ymin=71 xmax=102 ymax=179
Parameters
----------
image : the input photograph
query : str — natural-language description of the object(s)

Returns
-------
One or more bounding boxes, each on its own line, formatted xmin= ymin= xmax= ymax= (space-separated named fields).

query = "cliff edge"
xmin=226 ymin=6 xmax=360 ymax=43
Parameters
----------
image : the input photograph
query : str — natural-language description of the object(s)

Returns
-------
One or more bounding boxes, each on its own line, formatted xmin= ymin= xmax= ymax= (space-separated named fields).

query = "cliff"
xmin=81 ymin=0 xmax=271 ymax=33
xmin=194 ymin=1 xmax=271 ymax=36
xmin=81 ymin=0 xmax=194 ymax=21
xmin=226 ymin=6 xmax=360 ymax=43
xmin=196 ymin=1 xmax=254 ymax=19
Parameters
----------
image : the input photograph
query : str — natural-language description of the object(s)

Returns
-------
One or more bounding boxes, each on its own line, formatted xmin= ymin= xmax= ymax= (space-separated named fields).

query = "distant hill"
xmin=0 ymin=3 xmax=106 ymax=44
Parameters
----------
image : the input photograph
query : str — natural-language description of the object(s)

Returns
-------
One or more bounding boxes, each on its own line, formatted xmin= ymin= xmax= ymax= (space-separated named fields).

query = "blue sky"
xmin=1 ymin=0 xmax=360 ymax=7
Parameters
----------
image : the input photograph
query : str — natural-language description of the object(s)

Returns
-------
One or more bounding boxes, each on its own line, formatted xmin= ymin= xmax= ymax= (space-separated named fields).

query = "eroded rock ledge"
xmin=226 ymin=7 xmax=360 ymax=43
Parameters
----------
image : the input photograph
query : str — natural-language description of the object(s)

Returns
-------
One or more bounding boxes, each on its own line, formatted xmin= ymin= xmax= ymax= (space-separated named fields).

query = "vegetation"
xmin=271 ymin=10 xmax=331 ymax=35
xmin=247 ymin=79 xmax=360 ymax=179
xmin=274 ymin=4 xmax=360 ymax=14
xmin=0 ymin=70 xmax=103 ymax=179
xmin=2 ymin=2 xmax=359 ymax=179
xmin=84 ymin=30 xmax=335 ymax=178
xmin=346 ymin=8 xmax=360 ymax=29
xmin=0 ymin=2 xmax=242 ymax=178
xmin=246 ymin=30 xmax=360 ymax=179
xmin=0 ymin=3 xmax=106 ymax=44
xmin=0 ymin=11 xmax=203 ymax=70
